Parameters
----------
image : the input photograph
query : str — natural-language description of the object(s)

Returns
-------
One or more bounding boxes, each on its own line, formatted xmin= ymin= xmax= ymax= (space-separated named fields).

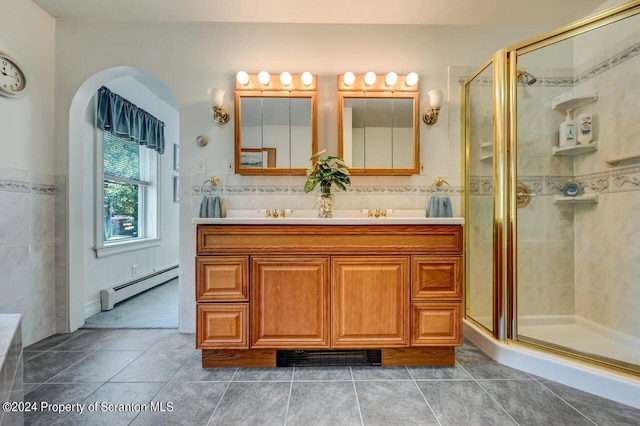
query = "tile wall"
xmin=0 ymin=165 xmax=65 ymax=347
xmin=0 ymin=314 xmax=23 ymax=426
xmin=571 ymin=31 xmax=640 ymax=339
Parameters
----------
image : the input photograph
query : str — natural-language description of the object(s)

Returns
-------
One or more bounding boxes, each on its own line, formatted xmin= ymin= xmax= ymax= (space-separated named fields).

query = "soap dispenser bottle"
xmin=577 ymin=112 xmax=593 ymax=144
xmin=559 ymin=109 xmax=576 ymax=147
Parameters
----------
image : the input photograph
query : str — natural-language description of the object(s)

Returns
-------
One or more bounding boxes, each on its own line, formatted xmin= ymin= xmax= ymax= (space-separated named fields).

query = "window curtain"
xmin=96 ymin=86 xmax=166 ymax=154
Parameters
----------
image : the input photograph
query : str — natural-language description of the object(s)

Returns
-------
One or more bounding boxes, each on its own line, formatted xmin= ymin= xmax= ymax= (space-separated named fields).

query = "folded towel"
xmin=428 ymin=195 xmax=453 ymax=218
xmin=199 ymin=195 xmax=221 ymax=218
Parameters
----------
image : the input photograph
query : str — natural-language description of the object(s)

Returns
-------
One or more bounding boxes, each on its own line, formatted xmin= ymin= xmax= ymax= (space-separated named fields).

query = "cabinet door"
xmin=196 ymin=256 xmax=248 ymax=302
xmin=197 ymin=303 xmax=249 ymax=349
xmin=411 ymin=256 xmax=462 ymax=300
xmin=412 ymin=302 xmax=461 ymax=346
xmin=332 ymin=256 xmax=410 ymax=348
xmin=251 ymin=257 xmax=330 ymax=348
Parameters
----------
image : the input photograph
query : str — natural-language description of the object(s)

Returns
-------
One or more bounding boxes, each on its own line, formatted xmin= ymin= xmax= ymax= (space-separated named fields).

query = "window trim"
xmin=95 ymin=126 xmax=161 ymax=257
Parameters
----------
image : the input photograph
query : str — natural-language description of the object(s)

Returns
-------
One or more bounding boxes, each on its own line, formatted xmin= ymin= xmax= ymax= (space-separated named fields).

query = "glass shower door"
xmin=512 ymin=9 xmax=640 ymax=373
xmin=464 ymin=62 xmax=495 ymax=334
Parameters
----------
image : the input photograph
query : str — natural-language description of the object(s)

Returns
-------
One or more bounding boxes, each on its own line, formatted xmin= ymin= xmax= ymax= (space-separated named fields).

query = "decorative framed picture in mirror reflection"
xmin=240 ymin=148 xmax=276 ymax=169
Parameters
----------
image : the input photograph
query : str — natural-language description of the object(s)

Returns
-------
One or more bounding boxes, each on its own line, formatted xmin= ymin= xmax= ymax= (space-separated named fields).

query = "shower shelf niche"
xmin=553 ymin=193 xmax=598 ymax=204
xmin=552 ymin=143 xmax=597 ymax=156
xmin=551 ymin=91 xmax=598 ymax=111
xmin=480 ymin=142 xmax=493 ymax=161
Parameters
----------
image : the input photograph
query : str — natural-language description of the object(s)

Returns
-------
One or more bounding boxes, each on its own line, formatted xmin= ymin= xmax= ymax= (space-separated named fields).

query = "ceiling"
xmin=33 ymin=0 xmax=608 ymax=27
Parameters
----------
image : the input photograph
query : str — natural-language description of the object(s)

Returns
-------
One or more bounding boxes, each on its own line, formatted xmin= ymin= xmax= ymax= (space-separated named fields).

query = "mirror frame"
xmin=234 ymin=73 xmax=318 ymax=175
xmin=337 ymin=74 xmax=420 ymax=175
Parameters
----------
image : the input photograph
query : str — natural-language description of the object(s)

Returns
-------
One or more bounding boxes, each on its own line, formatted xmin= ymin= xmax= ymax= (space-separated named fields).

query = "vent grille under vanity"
xmin=277 ymin=350 xmax=381 ymax=367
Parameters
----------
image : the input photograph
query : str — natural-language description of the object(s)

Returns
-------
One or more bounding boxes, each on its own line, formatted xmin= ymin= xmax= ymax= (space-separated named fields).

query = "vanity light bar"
xmin=338 ymin=72 xmax=419 ymax=92
xmin=235 ymin=71 xmax=317 ymax=91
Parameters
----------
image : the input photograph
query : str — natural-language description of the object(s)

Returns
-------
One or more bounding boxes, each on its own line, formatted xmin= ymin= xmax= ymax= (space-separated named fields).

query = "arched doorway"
xmin=66 ymin=67 xmax=179 ymax=332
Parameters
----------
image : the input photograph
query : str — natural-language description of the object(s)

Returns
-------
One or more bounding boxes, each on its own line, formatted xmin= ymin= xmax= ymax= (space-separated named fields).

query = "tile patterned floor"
xmin=21 ymin=329 xmax=640 ymax=425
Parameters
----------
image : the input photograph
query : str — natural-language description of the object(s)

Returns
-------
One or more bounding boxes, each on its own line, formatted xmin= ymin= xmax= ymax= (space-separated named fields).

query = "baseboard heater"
xmin=100 ymin=265 xmax=179 ymax=311
xmin=276 ymin=349 xmax=381 ymax=367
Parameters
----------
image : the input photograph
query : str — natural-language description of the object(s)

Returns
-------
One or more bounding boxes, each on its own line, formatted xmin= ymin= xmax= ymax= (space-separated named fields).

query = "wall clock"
xmin=0 ymin=50 xmax=28 ymax=98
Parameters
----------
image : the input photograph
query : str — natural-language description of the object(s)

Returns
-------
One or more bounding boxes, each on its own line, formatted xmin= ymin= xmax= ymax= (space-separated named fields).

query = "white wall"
xmin=80 ymin=76 xmax=180 ymax=317
xmin=52 ymin=21 xmax=551 ymax=333
xmin=0 ymin=0 xmax=55 ymax=174
xmin=0 ymin=0 xmax=57 ymax=345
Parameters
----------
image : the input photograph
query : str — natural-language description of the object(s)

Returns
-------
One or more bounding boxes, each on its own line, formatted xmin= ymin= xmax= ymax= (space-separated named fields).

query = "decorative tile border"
xmin=510 ymin=166 xmax=640 ymax=196
xmin=192 ymin=184 xmax=465 ymax=197
xmin=0 ymin=179 xmax=55 ymax=195
xmin=469 ymin=176 xmax=492 ymax=195
xmin=576 ymin=171 xmax=610 ymax=194
xmin=611 ymin=41 xmax=640 ymax=68
xmin=463 ymin=39 xmax=640 ymax=88
xmin=0 ymin=180 xmax=31 ymax=193
xmin=612 ymin=166 xmax=640 ymax=193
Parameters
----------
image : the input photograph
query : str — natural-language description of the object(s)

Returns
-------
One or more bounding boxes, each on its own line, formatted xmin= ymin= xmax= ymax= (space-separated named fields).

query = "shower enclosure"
xmin=465 ymin=1 xmax=640 ymax=374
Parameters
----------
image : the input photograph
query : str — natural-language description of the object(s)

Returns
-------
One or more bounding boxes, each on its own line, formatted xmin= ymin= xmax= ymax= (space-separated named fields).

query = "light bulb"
xmin=364 ymin=72 xmax=376 ymax=86
xmin=428 ymin=89 xmax=444 ymax=108
xmin=343 ymin=72 xmax=355 ymax=86
xmin=385 ymin=72 xmax=398 ymax=86
xmin=207 ymin=88 xmax=225 ymax=107
xmin=406 ymin=72 xmax=419 ymax=87
xmin=236 ymin=71 xmax=249 ymax=86
xmin=280 ymin=72 xmax=292 ymax=86
xmin=258 ymin=71 xmax=270 ymax=85
xmin=301 ymin=72 xmax=313 ymax=86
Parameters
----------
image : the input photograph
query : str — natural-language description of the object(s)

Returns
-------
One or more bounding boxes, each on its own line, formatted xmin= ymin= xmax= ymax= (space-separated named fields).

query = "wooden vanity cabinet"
xmin=196 ymin=224 xmax=463 ymax=367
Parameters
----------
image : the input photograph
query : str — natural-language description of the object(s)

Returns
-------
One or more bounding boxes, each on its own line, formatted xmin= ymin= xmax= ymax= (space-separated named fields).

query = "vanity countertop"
xmin=193 ymin=217 xmax=464 ymax=225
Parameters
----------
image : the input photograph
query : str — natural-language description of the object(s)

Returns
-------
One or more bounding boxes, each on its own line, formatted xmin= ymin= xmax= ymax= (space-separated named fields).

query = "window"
xmin=103 ymin=132 xmax=148 ymax=242
xmin=96 ymin=132 xmax=159 ymax=256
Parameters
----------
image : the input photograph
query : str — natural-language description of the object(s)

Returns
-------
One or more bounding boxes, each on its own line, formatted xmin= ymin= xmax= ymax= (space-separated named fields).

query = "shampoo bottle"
xmin=559 ymin=109 xmax=576 ymax=147
xmin=577 ymin=112 xmax=593 ymax=144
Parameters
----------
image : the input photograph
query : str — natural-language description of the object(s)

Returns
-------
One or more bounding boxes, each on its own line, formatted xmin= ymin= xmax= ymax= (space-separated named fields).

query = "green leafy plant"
xmin=304 ymin=150 xmax=351 ymax=195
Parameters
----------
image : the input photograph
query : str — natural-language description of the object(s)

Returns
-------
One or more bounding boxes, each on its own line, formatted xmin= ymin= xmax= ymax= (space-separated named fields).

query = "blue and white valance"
xmin=96 ymin=86 xmax=166 ymax=154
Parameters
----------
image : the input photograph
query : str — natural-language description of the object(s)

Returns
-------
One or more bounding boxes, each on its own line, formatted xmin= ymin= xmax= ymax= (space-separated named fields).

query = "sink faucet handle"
xmin=280 ymin=209 xmax=292 ymax=218
xmin=258 ymin=209 xmax=270 ymax=218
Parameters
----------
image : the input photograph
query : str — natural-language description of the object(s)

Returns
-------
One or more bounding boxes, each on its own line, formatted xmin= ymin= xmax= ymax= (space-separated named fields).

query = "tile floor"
xmin=21 ymin=329 xmax=640 ymax=425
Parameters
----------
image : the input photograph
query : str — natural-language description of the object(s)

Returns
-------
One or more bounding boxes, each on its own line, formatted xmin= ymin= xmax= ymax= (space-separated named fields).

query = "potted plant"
xmin=304 ymin=150 xmax=351 ymax=217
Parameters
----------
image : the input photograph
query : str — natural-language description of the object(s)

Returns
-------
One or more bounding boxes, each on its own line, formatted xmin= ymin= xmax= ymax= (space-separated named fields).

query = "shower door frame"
xmin=464 ymin=0 xmax=640 ymax=372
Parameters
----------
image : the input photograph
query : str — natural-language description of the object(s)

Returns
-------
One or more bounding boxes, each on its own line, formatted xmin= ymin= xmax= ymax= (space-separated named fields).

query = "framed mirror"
xmin=338 ymin=73 xmax=420 ymax=175
xmin=234 ymin=73 xmax=318 ymax=175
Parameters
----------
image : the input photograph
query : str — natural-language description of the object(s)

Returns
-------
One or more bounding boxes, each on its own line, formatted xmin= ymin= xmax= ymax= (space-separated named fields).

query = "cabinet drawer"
xmin=197 ymin=304 xmax=249 ymax=349
xmin=196 ymin=256 xmax=248 ymax=302
xmin=411 ymin=256 xmax=462 ymax=300
xmin=411 ymin=302 xmax=461 ymax=346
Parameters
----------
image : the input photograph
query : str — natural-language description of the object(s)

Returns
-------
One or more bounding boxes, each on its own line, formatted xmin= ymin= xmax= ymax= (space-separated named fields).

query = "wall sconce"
xmin=207 ymin=88 xmax=230 ymax=124
xmin=423 ymin=89 xmax=444 ymax=125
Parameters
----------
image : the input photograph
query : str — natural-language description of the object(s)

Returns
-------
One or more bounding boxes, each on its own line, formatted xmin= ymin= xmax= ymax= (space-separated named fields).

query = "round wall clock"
xmin=0 ymin=51 xmax=28 ymax=98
